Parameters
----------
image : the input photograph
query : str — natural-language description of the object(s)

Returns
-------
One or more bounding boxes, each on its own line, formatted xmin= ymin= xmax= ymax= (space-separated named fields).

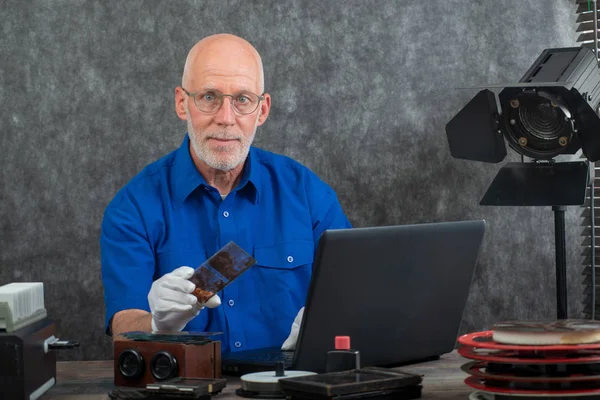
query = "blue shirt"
xmin=101 ymin=135 xmax=351 ymax=352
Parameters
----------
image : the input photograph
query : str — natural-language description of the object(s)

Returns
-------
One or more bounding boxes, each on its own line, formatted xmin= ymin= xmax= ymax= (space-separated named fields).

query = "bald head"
xmin=182 ymin=34 xmax=265 ymax=93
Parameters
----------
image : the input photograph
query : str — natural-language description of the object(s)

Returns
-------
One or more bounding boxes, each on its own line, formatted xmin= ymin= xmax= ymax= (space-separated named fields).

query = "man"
xmin=101 ymin=33 xmax=351 ymax=353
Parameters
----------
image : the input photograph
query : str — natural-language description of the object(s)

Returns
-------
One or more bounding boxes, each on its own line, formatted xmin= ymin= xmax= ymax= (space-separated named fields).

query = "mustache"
xmin=205 ymin=132 xmax=242 ymax=141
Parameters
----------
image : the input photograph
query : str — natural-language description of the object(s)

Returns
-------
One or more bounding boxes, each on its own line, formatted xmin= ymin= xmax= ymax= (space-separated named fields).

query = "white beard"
xmin=186 ymin=108 xmax=256 ymax=171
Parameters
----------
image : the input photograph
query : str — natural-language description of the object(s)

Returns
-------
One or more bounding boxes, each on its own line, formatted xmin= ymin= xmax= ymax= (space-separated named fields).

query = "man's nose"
xmin=214 ymin=96 xmax=236 ymax=125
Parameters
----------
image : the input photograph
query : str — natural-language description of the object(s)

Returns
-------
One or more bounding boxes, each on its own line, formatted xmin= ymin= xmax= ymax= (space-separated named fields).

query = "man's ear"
xmin=175 ymin=87 xmax=188 ymax=121
xmin=256 ymin=93 xmax=271 ymax=127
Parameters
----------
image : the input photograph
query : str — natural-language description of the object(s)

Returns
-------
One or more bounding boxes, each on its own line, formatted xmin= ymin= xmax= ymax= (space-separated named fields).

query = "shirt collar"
xmin=172 ymin=135 xmax=260 ymax=208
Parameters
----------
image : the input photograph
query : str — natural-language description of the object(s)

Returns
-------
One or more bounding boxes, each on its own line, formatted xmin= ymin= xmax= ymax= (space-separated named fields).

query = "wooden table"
xmin=42 ymin=351 xmax=473 ymax=399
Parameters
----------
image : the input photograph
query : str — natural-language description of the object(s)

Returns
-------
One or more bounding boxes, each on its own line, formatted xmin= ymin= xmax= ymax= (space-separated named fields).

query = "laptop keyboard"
xmin=227 ymin=349 xmax=294 ymax=364
xmin=255 ymin=350 xmax=294 ymax=363
xmin=221 ymin=349 xmax=295 ymax=375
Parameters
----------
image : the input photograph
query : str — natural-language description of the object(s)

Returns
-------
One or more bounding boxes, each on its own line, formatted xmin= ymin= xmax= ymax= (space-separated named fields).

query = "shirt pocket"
xmin=254 ymin=241 xmax=315 ymax=270
xmin=252 ymin=241 xmax=315 ymax=323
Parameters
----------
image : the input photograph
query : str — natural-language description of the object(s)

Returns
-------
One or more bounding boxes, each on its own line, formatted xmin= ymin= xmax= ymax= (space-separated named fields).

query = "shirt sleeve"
xmin=304 ymin=172 xmax=352 ymax=246
xmin=100 ymin=190 xmax=156 ymax=335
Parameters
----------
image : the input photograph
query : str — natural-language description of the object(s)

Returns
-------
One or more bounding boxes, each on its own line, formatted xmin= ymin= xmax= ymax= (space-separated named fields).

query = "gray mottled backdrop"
xmin=0 ymin=1 xmax=585 ymax=360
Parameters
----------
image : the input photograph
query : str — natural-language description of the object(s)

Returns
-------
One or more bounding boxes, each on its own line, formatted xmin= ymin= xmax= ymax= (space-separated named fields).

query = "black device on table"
xmin=109 ymin=376 xmax=227 ymax=400
xmin=278 ymin=367 xmax=423 ymax=400
xmin=0 ymin=282 xmax=79 ymax=400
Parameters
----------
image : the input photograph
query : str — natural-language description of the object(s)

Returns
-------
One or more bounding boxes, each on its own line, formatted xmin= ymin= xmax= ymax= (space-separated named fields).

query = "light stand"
xmin=554 ymin=205 xmax=567 ymax=319
xmin=479 ymin=160 xmax=588 ymax=319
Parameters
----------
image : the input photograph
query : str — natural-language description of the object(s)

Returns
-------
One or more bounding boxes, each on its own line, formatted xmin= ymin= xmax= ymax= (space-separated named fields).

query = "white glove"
xmin=281 ymin=307 xmax=304 ymax=350
xmin=148 ymin=266 xmax=221 ymax=332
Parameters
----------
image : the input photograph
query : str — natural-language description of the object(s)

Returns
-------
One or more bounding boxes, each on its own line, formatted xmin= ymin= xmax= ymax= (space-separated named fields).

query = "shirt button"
xmin=287 ymin=256 xmax=294 ymax=263
xmin=234 ymin=341 xmax=242 ymax=348
xmin=223 ymin=211 xmax=229 ymax=218
xmin=228 ymin=299 xmax=235 ymax=307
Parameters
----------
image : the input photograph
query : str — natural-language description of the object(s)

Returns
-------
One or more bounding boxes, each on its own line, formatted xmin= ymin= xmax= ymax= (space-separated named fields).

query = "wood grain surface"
xmin=42 ymin=351 xmax=472 ymax=399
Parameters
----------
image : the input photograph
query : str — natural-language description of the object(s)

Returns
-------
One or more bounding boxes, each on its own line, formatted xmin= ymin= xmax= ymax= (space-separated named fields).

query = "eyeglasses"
xmin=182 ymin=88 xmax=264 ymax=115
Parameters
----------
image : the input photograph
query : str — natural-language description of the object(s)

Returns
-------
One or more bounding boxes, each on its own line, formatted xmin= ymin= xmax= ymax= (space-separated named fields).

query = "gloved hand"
xmin=281 ymin=307 xmax=304 ymax=350
xmin=148 ymin=266 xmax=221 ymax=332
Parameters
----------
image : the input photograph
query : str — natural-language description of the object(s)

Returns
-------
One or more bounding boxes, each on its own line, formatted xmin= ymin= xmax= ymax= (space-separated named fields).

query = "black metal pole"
xmin=553 ymin=205 xmax=567 ymax=319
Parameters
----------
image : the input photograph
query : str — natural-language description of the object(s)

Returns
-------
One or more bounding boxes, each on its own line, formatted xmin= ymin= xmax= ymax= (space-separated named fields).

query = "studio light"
xmin=447 ymin=47 xmax=600 ymax=166
xmin=445 ymin=46 xmax=600 ymax=319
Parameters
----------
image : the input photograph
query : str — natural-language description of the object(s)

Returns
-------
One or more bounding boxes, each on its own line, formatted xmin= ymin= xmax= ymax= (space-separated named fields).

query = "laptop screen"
xmin=293 ymin=220 xmax=485 ymax=372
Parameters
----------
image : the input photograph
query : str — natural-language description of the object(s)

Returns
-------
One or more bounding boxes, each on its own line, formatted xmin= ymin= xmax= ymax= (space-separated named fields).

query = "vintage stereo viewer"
xmin=113 ymin=331 xmax=222 ymax=388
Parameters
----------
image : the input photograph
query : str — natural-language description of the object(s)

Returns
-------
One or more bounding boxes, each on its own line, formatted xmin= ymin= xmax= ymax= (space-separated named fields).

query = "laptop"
xmin=221 ymin=219 xmax=486 ymax=374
